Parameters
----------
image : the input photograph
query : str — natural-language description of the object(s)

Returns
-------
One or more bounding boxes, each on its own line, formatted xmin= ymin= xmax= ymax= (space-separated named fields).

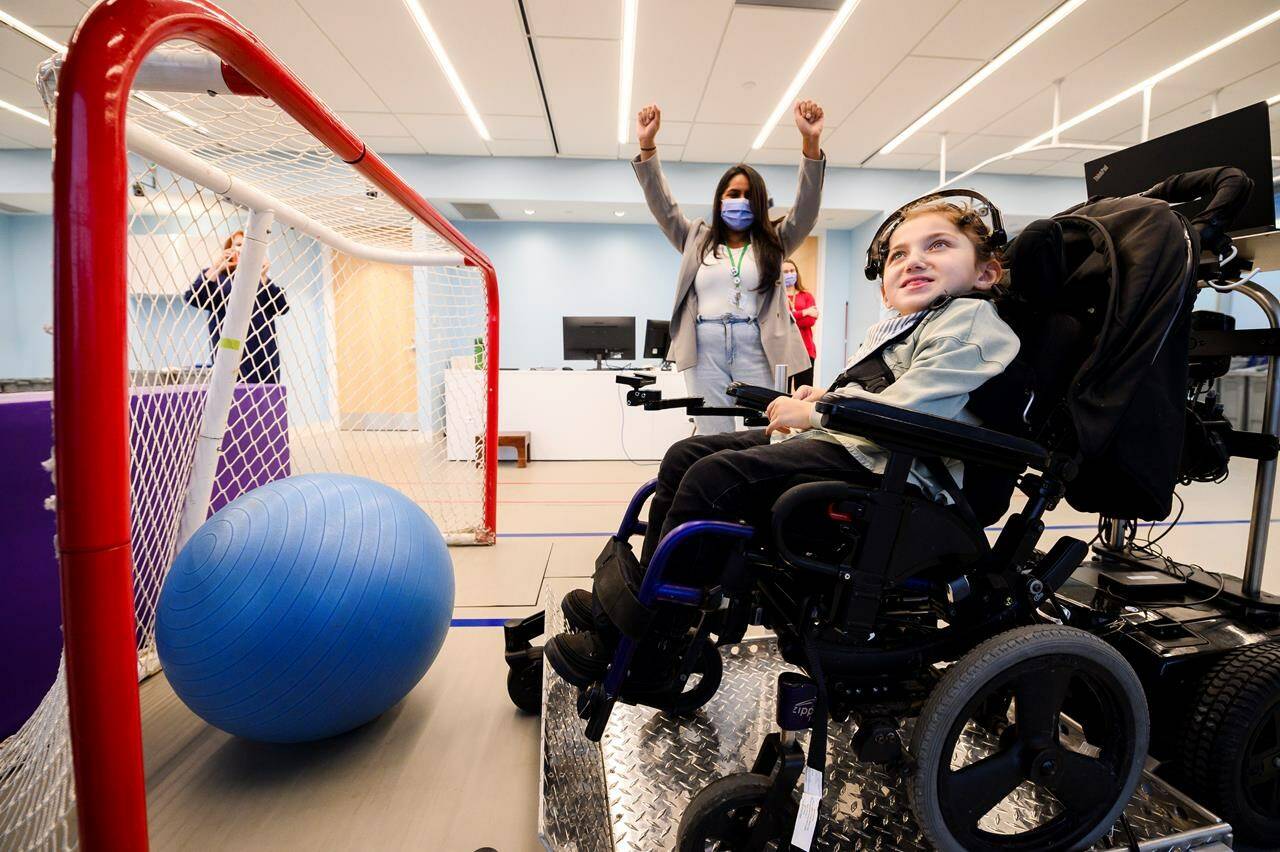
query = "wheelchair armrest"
xmin=643 ymin=396 xmax=705 ymax=411
xmin=725 ymin=382 xmax=789 ymax=411
xmin=688 ymin=406 xmax=769 ymax=427
xmin=814 ymin=395 xmax=1049 ymax=472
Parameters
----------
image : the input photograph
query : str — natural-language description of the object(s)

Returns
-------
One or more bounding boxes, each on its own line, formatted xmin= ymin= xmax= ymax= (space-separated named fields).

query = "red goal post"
xmin=46 ymin=0 xmax=499 ymax=847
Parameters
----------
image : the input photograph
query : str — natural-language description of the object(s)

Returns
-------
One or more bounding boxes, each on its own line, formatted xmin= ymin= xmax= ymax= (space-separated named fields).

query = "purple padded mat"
xmin=0 ymin=385 xmax=289 ymax=739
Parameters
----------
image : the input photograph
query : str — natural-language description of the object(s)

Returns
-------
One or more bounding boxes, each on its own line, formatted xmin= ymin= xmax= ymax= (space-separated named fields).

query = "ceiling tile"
xmin=209 ymin=0 xmax=392 ymax=113
xmin=822 ymin=55 xmax=983 ymax=165
xmin=399 ymin=113 xmax=491 ymax=155
xmin=422 ymin=0 xmax=546 ymax=117
xmin=695 ymin=5 xmax=833 ymax=125
xmin=535 ymin=36 xmax=619 ymax=157
xmin=0 ymin=1 xmax=88 ymax=26
xmin=338 ymin=111 xmax=412 ymax=137
xmin=524 ymin=0 xmax=620 ymax=40
xmin=0 ymin=67 xmax=46 ymax=111
xmin=913 ymin=0 xmax=1061 ymax=61
xmin=631 ymin=0 xmax=734 ymax=124
xmin=681 ymin=123 xmax=755 ymax=164
xmin=0 ymin=111 xmax=49 ymax=147
xmin=363 ymin=135 xmax=426 ymax=155
xmin=486 ymin=138 xmax=556 ymax=157
xmin=486 ymin=114 xmax=551 ymax=141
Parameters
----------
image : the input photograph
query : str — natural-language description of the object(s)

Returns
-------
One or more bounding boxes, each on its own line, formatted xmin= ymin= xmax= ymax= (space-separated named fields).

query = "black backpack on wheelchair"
xmin=504 ymin=169 xmax=1254 ymax=852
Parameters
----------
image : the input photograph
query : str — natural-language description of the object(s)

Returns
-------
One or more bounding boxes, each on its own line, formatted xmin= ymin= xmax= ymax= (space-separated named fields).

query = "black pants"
xmin=790 ymin=367 xmax=815 ymax=392
xmin=639 ymin=429 xmax=876 ymax=585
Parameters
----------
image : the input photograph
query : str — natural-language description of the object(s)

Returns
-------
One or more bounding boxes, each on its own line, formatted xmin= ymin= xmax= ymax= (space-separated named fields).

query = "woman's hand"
xmin=791 ymin=385 xmax=823 ymax=402
xmin=794 ymin=99 xmax=824 ymax=159
xmin=803 ymin=306 xmax=819 ymax=318
xmin=764 ymin=395 xmax=815 ymax=437
xmin=637 ymin=104 xmax=661 ymax=160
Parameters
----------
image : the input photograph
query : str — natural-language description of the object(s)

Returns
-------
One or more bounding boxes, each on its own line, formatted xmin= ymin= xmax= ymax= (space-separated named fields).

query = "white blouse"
xmin=694 ymin=244 xmax=760 ymax=319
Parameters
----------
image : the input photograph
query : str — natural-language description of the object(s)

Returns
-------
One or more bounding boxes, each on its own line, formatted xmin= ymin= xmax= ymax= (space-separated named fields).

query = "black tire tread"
xmin=676 ymin=773 xmax=793 ymax=852
xmin=909 ymin=624 xmax=1149 ymax=852
xmin=1179 ymin=640 xmax=1280 ymax=845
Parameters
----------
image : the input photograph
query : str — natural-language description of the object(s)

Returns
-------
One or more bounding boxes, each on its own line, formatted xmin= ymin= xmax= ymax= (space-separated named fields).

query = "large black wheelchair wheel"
xmin=506 ymin=648 xmax=543 ymax=715
xmin=676 ymin=772 xmax=796 ymax=851
xmin=1180 ymin=640 xmax=1280 ymax=846
xmin=909 ymin=625 xmax=1148 ymax=852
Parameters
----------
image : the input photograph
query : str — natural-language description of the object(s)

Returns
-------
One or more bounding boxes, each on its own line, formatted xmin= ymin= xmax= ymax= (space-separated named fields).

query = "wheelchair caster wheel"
xmin=910 ymin=625 xmax=1148 ymax=852
xmin=1179 ymin=641 xmax=1280 ymax=847
xmin=505 ymin=648 xmax=543 ymax=715
xmin=676 ymin=772 xmax=796 ymax=852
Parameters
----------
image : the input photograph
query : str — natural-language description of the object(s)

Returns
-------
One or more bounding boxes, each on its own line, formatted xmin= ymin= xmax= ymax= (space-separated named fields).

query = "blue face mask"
xmin=720 ymin=197 xmax=754 ymax=232
xmin=783 ymin=272 xmax=798 ymax=288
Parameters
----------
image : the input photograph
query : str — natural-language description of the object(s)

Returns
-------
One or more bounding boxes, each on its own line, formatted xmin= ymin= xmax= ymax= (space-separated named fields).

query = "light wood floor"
xmin=140 ymin=458 xmax=1280 ymax=851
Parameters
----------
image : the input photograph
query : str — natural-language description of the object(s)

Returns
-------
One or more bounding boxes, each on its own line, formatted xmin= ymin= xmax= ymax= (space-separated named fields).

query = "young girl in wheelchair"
xmin=546 ymin=195 xmax=1022 ymax=688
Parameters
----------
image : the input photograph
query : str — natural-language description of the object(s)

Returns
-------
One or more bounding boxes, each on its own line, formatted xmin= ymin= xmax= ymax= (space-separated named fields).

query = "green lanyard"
xmin=726 ymin=243 xmax=749 ymax=284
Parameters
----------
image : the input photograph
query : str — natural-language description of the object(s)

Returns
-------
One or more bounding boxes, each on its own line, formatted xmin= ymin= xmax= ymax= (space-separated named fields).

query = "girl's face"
xmin=881 ymin=213 xmax=998 ymax=314
xmin=782 ymin=262 xmax=798 ymax=289
xmin=229 ymin=233 xmax=245 ymax=266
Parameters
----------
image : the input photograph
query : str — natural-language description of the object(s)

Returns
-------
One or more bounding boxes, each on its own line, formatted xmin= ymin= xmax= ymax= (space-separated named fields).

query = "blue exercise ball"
xmin=156 ymin=473 xmax=454 ymax=743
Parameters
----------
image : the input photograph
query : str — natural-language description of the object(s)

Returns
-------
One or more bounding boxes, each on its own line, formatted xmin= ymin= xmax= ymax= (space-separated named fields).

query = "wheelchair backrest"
xmin=964 ymin=196 xmax=1200 ymax=523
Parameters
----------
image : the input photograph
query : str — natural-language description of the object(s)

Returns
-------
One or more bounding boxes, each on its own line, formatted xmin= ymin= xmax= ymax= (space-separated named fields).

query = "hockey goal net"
xmin=1 ymin=1 xmax=498 ymax=848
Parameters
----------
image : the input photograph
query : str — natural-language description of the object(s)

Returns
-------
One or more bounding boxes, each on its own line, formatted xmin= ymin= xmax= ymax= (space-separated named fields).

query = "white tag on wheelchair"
xmin=790 ymin=766 xmax=823 ymax=851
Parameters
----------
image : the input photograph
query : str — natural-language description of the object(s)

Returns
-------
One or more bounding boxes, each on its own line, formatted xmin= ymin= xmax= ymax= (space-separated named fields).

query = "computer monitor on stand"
xmin=644 ymin=319 xmax=672 ymax=369
xmin=562 ymin=316 xmax=636 ymax=369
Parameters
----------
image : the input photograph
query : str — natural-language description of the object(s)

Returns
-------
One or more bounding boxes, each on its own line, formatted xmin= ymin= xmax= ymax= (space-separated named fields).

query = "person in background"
xmin=184 ymin=230 xmax=290 ymax=384
xmin=632 ymin=100 xmax=825 ymax=433
xmin=784 ymin=258 xmax=818 ymax=390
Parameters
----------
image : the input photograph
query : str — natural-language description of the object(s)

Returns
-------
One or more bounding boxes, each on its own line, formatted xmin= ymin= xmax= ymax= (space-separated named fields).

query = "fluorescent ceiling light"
xmin=1017 ymin=7 xmax=1280 ymax=153
xmin=0 ymin=10 xmax=63 ymax=52
xmin=876 ymin=0 xmax=1087 ymax=157
xmin=402 ymin=0 xmax=491 ymax=141
xmin=751 ymin=0 xmax=862 ymax=150
xmin=524 ymin=208 xmax=535 ymax=215
xmin=613 ymin=210 xmax=626 ymax=217
xmin=617 ymin=0 xmax=639 ymax=145
xmin=0 ymin=96 xmax=49 ymax=126
xmin=1268 ymin=93 xmax=1280 ymax=106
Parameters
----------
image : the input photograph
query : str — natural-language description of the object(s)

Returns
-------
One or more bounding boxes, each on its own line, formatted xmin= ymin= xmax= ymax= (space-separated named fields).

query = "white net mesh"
xmin=1 ymin=40 xmax=494 ymax=850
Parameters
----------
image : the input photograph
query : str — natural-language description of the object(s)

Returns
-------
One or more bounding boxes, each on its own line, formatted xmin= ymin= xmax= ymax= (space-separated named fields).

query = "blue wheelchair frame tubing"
xmin=602 ymin=477 xmax=755 ymax=700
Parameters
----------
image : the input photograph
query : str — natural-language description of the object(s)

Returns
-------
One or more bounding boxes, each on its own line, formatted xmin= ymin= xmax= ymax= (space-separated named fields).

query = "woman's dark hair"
xmin=697 ymin=164 xmax=784 ymax=292
xmin=782 ymin=258 xmax=807 ymax=293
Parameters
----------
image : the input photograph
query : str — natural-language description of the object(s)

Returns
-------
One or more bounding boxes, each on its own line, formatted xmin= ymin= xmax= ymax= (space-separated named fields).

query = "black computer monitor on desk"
xmin=1084 ymin=102 xmax=1275 ymax=238
xmin=563 ymin=316 xmax=635 ymax=369
xmin=643 ymin=319 xmax=671 ymax=364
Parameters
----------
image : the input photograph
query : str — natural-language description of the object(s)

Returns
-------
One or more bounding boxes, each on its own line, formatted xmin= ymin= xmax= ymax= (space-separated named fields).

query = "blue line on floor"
xmin=450 ymin=617 xmax=511 ymax=627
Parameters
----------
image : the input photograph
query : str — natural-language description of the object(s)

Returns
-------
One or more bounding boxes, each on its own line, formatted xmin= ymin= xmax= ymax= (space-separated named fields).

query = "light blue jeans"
xmin=687 ymin=315 xmax=774 ymax=434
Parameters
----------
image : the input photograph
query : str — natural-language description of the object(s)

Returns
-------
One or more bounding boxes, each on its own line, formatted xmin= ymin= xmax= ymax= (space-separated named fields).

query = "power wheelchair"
xmin=504 ymin=170 xmax=1274 ymax=850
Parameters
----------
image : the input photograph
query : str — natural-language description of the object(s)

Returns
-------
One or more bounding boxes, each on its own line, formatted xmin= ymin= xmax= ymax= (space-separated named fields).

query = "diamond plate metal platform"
xmin=537 ymin=584 xmax=1233 ymax=851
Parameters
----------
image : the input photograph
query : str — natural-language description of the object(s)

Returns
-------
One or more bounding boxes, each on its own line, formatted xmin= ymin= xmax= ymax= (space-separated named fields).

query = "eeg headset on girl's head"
xmin=863 ymin=189 xmax=1008 ymax=281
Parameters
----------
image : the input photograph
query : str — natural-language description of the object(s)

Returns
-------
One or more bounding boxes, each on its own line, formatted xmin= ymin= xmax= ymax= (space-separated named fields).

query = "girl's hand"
xmin=764 ymin=395 xmax=815 ymax=437
xmin=791 ymin=385 xmax=823 ymax=402
xmin=794 ymin=99 xmax=824 ymax=142
xmin=637 ymin=104 xmax=661 ymax=148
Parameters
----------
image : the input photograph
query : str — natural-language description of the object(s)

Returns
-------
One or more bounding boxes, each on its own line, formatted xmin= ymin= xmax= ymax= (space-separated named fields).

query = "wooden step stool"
xmin=490 ymin=431 xmax=531 ymax=468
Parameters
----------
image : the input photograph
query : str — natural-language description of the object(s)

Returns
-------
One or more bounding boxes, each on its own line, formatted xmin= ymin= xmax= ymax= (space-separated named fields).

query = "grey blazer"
xmin=631 ymin=153 xmax=826 ymax=374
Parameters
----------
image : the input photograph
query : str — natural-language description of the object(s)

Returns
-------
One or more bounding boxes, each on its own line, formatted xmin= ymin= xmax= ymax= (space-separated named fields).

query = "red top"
xmin=789 ymin=289 xmax=817 ymax=358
